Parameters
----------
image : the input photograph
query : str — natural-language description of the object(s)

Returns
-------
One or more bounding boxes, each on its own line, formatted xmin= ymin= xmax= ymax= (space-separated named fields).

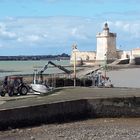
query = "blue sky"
xmin=0 ymin=0 xmax=140 ymax=55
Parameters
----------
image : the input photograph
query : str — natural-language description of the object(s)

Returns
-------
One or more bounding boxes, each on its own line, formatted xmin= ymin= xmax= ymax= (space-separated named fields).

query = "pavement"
xmin=0 ymin=87 xmax=140 ymax=110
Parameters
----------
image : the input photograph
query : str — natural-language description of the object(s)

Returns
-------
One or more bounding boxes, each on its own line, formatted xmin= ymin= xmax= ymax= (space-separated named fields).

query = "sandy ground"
xmin=107 ymin=67 xmax=140 ymax=88
xmin=0 ymin=118 xmax=140 ymax=140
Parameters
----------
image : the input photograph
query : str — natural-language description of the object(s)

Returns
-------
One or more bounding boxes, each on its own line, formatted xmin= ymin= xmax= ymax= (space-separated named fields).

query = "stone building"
xmin=96 ymin=23 xmax=117 ymax=64
xmin=70 ymin=43 xmax=96 ymax=66
xmin=70 ymin=23 xmax=140 ymax=66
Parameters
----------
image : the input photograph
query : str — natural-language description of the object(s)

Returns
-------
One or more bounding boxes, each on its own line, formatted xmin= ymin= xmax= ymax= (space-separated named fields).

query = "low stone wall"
xmin=0 ymin=100 xmax=88 ymax=130
xmin=87 ymin=97 xmax=140 ymax=118
xmin=0 ymin=96 xmax=140 ymax=130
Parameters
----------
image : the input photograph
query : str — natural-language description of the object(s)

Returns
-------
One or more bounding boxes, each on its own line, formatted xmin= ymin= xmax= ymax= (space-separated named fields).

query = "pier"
xmin=0 ymin=87 xmax=140 ymax=130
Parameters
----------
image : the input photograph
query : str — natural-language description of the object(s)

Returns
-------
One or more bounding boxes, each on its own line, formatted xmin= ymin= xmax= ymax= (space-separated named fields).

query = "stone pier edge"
xmin=0 ymin=96 xmax=140 ymax=130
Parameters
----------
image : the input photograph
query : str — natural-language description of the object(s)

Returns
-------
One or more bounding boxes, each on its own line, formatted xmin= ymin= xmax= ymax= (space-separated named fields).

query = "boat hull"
xmin=30 ymin=84 xmax=50 ymax=94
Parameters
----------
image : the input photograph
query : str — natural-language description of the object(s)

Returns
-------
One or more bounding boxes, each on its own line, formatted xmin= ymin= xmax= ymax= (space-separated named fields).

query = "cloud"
xmin=109 ymin=21 xmax=140 ymax=38
xmin=0 ymin=16 xmax=140 ymax=55
xmin=106 ymin=20 xmax=140 ymax=49
xmin=17 ymin=35 xmax=44 ymax=44
xmin=70 ymin=27 xmax=86 ymax=40
xmin=0 ymin=17 xmax=99 ymax=52
xmin=0 ymin=23 xmax=17 ymax=40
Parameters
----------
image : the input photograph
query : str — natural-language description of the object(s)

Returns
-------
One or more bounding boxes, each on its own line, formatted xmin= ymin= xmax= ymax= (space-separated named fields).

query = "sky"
xmin=0 ymin=0 xmax=140 ymax=55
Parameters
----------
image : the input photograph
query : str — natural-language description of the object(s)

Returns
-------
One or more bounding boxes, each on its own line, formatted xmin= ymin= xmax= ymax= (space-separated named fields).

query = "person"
xmin=94 ymin=73 xmax=99 ymax=86
xmin=3 ymin=76 xmax=8 ymax=87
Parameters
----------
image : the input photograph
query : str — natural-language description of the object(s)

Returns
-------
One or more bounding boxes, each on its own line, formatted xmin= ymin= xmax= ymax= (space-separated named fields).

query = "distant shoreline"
xmin=0 ymin=54 xmax=70 ymax=61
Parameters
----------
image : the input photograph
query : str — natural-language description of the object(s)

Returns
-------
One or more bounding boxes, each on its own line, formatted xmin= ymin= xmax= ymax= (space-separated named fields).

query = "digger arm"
xmin=39 ymin=63 xmax=49 ymax=74
xmin=47 ymin=61 xmax=71 ymax=74
xmin=38 ymin=61 xmax=71 ymax=83
xmin=38 ymin=63 xmax=49 ymax=83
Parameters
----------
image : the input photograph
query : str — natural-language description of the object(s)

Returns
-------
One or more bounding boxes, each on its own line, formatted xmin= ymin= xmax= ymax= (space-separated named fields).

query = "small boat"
xmin=30 ymin=84 xmax=52 ymax=94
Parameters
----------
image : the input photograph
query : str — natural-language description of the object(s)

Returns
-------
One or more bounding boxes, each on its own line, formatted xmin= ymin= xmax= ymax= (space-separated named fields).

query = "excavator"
xmin=30 ymin=61 xmax=72 ymax=94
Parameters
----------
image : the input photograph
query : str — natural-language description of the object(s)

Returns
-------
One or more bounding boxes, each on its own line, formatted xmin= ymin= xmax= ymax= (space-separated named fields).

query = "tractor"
xmin=0 ymin=76 xmax=29 ymax=97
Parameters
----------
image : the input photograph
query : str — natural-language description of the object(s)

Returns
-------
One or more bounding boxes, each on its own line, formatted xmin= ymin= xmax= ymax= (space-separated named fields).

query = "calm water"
xmin=0 ymin=60 xmax=70 ymax=77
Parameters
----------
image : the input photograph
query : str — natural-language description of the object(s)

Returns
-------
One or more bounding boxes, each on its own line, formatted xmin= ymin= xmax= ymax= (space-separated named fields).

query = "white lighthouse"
xmin=96 ymin=23 xmax=117 ymax=64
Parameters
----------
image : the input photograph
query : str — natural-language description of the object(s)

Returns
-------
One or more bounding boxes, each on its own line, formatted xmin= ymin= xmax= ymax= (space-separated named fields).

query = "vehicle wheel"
xmin=20 ymin=86 xmax=28 ymax=95
xmin=0 ymin=91 xmax=6 ymax=97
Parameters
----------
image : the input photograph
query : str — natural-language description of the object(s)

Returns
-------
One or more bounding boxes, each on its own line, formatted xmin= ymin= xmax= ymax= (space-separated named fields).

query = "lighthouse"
xmin=96 ymin=23 xmax=117 ymax=64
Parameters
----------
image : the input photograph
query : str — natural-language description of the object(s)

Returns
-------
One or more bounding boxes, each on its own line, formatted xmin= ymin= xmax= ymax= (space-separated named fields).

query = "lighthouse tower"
xmin=96 ymin=23 xmax=117 ymax=64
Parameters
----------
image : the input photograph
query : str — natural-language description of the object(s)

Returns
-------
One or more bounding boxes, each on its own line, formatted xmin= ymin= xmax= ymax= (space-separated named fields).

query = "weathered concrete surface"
xmin=107 ymin=68 xmax=140 ymax=88
xmin=0 ymin=87 xmax=140 ymax=130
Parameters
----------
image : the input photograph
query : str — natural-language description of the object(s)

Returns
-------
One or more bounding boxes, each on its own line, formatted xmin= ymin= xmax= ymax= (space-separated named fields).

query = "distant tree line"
xmin=0 ymin=53 xmax=70 ymax=61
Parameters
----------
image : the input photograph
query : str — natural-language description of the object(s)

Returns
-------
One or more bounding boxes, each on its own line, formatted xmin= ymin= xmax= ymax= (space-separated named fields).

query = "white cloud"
xmin=0 ymin=17 xmax=99 ymax=54
xmin=17 ymin=37 xmax=22 ymax=42
xmin=109 ymin=20 xmax=140 ymax=38
xmin=0 ymin=22 xmax=17 ymax=40
xmin=0 ymin=16 xmax=140 ymax=54
xmin=70 ymin=26 xmax=88 ymax=40
xmin=71 ymin=27 xmax=77 ymax=36
xmin=27 ymin=35 xmax=42 ymax=42
xmin=123 ymin=24 xmax=130 ymax=32
xmin=1 ymin=31 xmax=17 ymax=39
xmin=17 ymin=35 xmax=44 ymax=44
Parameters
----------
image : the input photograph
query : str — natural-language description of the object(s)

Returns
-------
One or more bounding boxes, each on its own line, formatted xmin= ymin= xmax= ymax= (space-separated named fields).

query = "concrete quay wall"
xmin=0 ymin=96 xmax=140 ymax=130
xmin=0 ymin=100 xmax=88 ymax=130
xmin=88 ymin=97 xmax=140 ymax=117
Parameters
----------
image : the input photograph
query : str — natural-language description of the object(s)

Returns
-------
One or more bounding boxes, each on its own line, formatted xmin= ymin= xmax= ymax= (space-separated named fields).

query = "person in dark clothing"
xmin=95 ymin=74 xmax=99 ymax=86
xmin=3 ymin=76 xmax=8 ymax=87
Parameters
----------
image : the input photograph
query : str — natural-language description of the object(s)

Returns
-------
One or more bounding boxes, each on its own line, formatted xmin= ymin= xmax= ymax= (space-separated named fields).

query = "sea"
xmin=0 ymin=60 xmax=70 ymax=78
